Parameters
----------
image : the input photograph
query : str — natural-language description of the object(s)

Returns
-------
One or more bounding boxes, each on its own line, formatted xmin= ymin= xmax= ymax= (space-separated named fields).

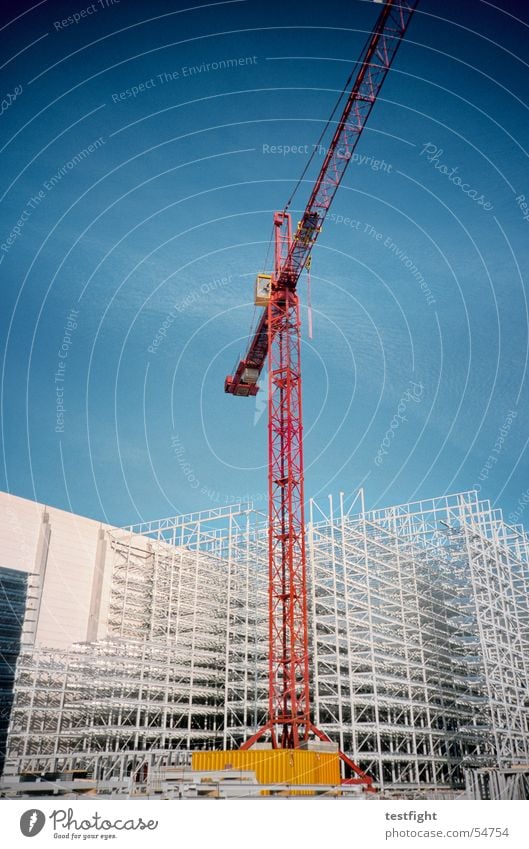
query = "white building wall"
xmin=1 ymin=491 xmax=42 ymax=573
xmin=0 ymin=491 xmax=112 ymax=650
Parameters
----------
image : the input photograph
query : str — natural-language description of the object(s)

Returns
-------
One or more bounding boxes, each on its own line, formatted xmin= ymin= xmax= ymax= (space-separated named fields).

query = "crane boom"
xmin=225 ymin=0 xmax=418 ymax=397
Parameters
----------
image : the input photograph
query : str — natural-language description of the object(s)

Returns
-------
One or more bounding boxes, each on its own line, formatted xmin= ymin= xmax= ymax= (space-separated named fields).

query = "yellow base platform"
xmin=192 ymin=749 xmax=340 ymax=788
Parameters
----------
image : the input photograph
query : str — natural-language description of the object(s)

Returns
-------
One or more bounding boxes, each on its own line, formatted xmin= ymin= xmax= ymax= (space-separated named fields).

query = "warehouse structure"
xmin=2 ymin=489 xmax=528 ymax=794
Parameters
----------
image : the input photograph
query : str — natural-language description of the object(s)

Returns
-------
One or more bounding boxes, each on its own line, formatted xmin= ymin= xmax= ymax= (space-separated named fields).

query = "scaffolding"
xmin=307 ymin=490 xmax=529 ymax=790
xmin=4 ymin=491 xmax=529 ymax=794
xmin=465 ymin=766 xmax=529 ymax=800
xmin=4 ymin=504 xmax=265 ymax=781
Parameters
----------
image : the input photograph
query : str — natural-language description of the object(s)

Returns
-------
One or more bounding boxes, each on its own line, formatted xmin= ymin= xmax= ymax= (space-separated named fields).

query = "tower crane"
xmin=224 ymin=0 xmax=418 ymax=783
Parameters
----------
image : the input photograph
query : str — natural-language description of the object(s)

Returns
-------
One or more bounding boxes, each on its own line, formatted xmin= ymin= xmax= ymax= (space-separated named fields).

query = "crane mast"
xmin=224 ymin=0 xmax=418 ymax=780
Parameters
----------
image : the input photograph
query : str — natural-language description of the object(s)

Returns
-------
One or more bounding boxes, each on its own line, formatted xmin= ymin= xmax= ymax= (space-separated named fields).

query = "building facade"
xmin=1 ymin=490 xmax=528 ymax=792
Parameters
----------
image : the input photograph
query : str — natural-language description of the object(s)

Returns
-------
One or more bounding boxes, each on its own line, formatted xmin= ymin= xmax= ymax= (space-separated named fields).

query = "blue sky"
xmin=1 ymin=0 xmax=528 ymax=526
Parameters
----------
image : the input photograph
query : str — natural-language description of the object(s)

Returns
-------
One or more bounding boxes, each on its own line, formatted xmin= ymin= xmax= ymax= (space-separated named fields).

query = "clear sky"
xmin=1 ymin=0 xmax=528 ymax=527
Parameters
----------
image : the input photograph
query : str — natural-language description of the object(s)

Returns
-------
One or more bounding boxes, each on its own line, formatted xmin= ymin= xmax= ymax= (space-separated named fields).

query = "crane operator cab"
xmin=255 ymin=273 xmax=272 ymax=306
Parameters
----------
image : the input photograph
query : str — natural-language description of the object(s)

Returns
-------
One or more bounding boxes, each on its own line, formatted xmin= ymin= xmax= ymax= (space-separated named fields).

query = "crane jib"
xmin=225 ymin=0 xmax=418 ymax=397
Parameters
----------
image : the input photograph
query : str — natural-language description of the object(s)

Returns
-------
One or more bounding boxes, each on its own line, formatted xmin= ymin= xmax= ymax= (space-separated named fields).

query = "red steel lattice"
xmin=226 ymin=2 xmax=419 ymax=785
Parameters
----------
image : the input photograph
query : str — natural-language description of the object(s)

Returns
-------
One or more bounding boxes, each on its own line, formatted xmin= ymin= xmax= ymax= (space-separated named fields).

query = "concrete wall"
xmin=0 ymin=491 xmax=113 ymax=650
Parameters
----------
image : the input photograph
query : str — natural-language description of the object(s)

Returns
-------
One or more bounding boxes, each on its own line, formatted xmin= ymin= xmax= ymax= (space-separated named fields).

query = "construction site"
xmin=2 ymin=489 xmax=529 ymax=799
xmin=1 ymin=0 xmax=529 ymax=803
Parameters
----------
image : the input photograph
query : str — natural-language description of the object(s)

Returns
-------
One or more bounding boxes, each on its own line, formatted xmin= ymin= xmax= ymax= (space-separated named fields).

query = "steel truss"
xmin=5 ymin=491 xmax=529 ymax=792
xmin=465 ymin=766 xmax=529 ymax=800
xmin=307 ymin=490 xmax=529 ymax=790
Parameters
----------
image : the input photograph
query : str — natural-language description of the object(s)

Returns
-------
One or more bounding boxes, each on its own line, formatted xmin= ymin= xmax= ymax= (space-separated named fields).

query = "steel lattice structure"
xmin=305 ymin=491 xmax=529 ymax=788
xmin=4 ymin=491 xmax=529 ymax=795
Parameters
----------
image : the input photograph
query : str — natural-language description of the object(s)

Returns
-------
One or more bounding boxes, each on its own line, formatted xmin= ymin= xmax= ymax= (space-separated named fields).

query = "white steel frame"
xmin=5 ymin=491 xmax=529 ymax=793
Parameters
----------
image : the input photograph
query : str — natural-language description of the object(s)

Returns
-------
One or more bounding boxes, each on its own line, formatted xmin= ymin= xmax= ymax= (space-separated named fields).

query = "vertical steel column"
xmin=266 ymin=213 xmax=310 ymax=748
xmin=242 ymin=217 xmax=375 ymax=787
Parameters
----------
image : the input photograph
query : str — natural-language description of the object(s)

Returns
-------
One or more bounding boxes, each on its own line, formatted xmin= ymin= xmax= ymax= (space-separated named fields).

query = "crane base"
xmin=240 ymin=721 xmax=375 ymax=790
xmin=192 ymin=749 xmax=341 ymax=790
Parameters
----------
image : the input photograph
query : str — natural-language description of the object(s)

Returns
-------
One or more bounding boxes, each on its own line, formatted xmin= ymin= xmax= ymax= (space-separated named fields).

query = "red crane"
xmin=225 ymin=0 xmax=418 ymax=782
